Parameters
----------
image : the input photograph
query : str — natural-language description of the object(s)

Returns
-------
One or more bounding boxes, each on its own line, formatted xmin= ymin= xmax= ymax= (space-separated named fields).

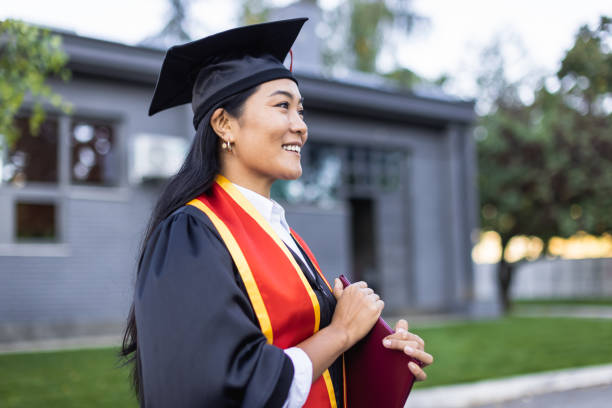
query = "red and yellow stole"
xmin=188 ymin=174 xmax=339 ymax=408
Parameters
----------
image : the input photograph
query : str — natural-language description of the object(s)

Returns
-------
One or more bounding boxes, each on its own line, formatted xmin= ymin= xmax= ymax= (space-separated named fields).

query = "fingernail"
xmin=404 ymin=346 xmax=414 ymax=354
xmin=383 ymin=339 xmax=391 ymax=347
xmin=397 ymin=328 xmax=407 ymax=334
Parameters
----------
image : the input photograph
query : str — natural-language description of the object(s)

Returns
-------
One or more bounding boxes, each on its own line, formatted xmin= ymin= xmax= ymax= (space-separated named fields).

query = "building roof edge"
xmin=59 ymin=31 xmax=475 ymax=124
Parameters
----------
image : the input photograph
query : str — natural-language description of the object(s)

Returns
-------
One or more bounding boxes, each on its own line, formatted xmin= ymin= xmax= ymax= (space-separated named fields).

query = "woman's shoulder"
xmin=163 ymin=204 xmax=220 ymax=238
xmin=137 ymin=204 xmax=235 ymax=290
xmin=141 ymin=204 xmax=229 ymax=267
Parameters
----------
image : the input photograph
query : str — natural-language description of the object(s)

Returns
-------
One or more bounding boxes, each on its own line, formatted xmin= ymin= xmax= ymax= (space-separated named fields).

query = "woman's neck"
xmin=219 ymin=168 xmax=273 ymax=198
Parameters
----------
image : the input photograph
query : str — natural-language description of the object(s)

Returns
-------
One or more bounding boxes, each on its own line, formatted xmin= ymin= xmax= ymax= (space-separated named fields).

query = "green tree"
xmin=477 ymin=16 xmax=612 ymax=311
xmin=237 ymin=0 xmax=425 ymax=87
xmin=0 ymin=19 xmax=71 ymax=147
xmin=240 ymin=0 xmax=270 ymax=25
xmin=339 ymin=0 xmax=420 ymax=74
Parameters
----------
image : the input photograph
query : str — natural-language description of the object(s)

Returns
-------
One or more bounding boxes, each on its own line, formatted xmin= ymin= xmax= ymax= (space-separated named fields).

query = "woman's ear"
xmin=210 ymin=108 xmax=232 ymax=140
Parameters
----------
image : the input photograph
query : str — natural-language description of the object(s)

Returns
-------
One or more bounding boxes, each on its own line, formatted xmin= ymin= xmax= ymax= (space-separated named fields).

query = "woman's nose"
xmin=290 ymin=111 xmax=307 ymax=137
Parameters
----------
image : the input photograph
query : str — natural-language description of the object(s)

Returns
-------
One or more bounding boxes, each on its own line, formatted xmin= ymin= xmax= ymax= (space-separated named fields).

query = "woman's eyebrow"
xmin=268 ymin=90 xmax=304 ymax=104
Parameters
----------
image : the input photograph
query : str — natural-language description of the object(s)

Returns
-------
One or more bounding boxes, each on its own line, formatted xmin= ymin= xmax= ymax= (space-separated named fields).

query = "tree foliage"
xmin=0 ymin=19 xmax=71 ymax=147
xmin=477 ymin=16 xmax=612 ymax=310
xmin=237 ymin=0 xmax=424 ymax=87
xmin=343 ymin=0 xmax=419 ymax=73
xmin=240 ymin=0 xmax=270 ymax=26
xmin=479 ymin=16 xmax=612 ymax=245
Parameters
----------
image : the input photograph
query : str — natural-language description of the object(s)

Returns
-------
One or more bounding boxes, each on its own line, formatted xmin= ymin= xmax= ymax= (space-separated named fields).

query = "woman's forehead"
xmin=259 ymin=79 xmax=302 ymax=100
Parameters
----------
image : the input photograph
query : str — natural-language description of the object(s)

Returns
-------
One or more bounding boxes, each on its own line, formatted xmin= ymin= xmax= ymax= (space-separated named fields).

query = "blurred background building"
xmin=0 ymin=3 xmax=477 ymax=342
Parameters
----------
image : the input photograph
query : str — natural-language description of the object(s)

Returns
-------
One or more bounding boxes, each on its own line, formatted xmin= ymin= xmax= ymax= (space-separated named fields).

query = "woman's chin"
xmin=279 ymin=167 xmax=302 ymax=180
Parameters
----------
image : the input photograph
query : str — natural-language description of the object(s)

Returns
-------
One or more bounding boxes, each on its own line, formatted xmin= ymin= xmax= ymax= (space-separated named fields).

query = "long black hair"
xmin=120 ymin=85 xmax=259 ymax=404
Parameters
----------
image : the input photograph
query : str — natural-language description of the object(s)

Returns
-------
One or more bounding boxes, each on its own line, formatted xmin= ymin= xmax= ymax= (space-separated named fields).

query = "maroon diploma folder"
xmin=339 ymin=275 xmax=421 ymax=408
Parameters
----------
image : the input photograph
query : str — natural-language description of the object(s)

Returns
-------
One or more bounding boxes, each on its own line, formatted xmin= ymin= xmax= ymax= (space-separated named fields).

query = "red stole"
xmin=188 ymin=174 xmax=339 ymax=408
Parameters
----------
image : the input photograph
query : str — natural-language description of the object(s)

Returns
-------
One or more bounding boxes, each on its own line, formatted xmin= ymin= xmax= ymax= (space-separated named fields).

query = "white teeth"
xmin=283 ymin=145 xmax=301 ymax=153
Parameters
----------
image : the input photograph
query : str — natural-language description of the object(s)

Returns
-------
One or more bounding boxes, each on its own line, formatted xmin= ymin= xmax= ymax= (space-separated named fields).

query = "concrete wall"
xmin=511 ymin=258 xmax=612 ymax=299
xmin=472 ymin=258 xmax=612 ymax=318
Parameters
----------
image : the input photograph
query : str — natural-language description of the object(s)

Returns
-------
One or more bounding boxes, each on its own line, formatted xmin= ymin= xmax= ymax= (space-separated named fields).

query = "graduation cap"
xmin=148 ymin=17 xmax=308 ymax=129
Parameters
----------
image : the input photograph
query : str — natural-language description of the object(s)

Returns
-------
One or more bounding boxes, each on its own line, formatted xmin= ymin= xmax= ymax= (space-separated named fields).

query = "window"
xmin=2 ymin=117 xmax=59 ymax=185
xmin=71 ymin=120 xmax=118 ymax=185
xmin=347 ymin=147 xmax=403 ymax=191
xmin=15 ymin=201 xmax=57 ymax=241
xmin=272 ymin=142 xmax=405 ymax=206
xmin=1 ymin=113 xmax=120 ymax=248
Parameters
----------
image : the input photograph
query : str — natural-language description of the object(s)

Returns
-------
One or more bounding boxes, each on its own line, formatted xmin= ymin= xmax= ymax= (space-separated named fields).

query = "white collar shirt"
xmin=232 ymin=182 xmax=314 ymax=279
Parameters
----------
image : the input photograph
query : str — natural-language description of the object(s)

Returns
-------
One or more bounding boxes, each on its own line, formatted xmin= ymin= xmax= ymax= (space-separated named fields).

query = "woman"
xmin=122 ymin=18 xmax=433 ymax=407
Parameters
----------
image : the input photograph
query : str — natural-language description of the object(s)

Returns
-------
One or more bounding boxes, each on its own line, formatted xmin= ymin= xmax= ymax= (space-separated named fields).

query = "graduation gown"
xmin=134 ymin=178 xmax=344 ymax=407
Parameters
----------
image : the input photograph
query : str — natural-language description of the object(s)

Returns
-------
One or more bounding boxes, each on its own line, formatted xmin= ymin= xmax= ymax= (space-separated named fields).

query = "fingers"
xmin=346 ymin=281 xmax=378 ymax=300
xmin=382 ymin=338 xmax=420 ymax=351
xmin=413 ymin=333 xmax=425 ymax=347
xmin=333 ymin=278 xmax=343 ymax=300
xmin=382 ymin=336 xmax=433 ymax=365
xmin=384 ymin=318 xmax=432 ymax=382
xmin=403 ymin=346 xmax=434 ymax=366
xmin=393 ymin=320 xmax=425 ymax=347
xmin=364 ymin=291 xmax=383 ymax=314
xmin=361 ymin=287 xmax=374 ymax=296
xmin=366 ymin=292 xmax=379 ymax=302
xmin=336 ymin=279 xmax=383 ymax=314
xmin=395 ymin=319 xmax=409 ymax=333
xmin=334 ymin=280 xmax=369 ymax=300
xmin=383 ymin=331 xmax=425 ymax=350
xmin=409 ymin=362 xmax=427 ymax=381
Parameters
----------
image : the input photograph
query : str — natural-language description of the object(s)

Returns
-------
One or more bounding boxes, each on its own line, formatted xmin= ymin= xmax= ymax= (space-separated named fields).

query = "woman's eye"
xmin=276 ymin=102 xmax=289 ymax=109
xmin=298 ymin=109 xmax=305 ymax=117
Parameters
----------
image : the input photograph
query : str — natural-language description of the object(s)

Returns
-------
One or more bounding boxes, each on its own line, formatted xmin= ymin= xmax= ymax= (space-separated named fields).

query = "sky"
xmin=2 ymin=0 xmax=611 ymax=99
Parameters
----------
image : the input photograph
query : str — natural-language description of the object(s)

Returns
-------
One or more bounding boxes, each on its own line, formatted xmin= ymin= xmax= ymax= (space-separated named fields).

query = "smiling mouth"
xmin=282 ymin=144 xmax=301 ymax=154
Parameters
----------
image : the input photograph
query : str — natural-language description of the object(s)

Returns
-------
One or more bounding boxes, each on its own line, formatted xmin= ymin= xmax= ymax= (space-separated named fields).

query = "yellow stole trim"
xmin=187 ymin=198 xmax=274 ymax=344
xmin=323 ymin=370 xmax=338 ymax=408
xmin=214 ymin=174 xmax=321 ymax=332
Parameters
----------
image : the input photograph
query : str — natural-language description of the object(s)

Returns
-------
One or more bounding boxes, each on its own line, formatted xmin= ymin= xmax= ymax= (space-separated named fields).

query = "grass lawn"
xmin=513 ymin=297 xmax=612 ymax=307
xmin=1 ymin=317 xmax=611 ymax=406
xmin=411 ymin=317 xmax=612 ymax=389
xmin=0 ymin=347 xmax=137 ymax=408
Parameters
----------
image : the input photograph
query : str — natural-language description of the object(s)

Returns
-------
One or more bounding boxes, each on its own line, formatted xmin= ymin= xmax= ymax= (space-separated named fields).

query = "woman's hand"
xmin=329 ymin=279 xmax=384 ymax=351
xmin=382 ymin=319 xmax=433 ymax=381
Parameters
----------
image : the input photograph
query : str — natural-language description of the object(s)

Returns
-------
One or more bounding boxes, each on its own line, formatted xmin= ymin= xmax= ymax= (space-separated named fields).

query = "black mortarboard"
xmin=148 ymin=18 xmax=307 ymax=129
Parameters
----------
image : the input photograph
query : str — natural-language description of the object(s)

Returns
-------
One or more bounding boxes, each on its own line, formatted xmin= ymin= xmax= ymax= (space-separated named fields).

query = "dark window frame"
xmin=1 ymin=109 xmax=124 ymax=248
xmin=14 ymin=199 xmax=60 ymax=243
xmin=2 ymin=115 xmax=60 ymax=186
xmin=69 ymin=116 xmax=120 ymax=187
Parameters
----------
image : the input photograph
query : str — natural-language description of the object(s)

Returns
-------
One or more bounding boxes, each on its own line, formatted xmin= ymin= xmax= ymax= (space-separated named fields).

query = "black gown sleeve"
xmin=134 ymin=206 xmax=293 ymax=408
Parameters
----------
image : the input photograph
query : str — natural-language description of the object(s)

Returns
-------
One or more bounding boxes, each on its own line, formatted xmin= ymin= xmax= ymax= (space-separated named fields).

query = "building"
xmin=0 ymin=23 xmax=476 ymax=341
